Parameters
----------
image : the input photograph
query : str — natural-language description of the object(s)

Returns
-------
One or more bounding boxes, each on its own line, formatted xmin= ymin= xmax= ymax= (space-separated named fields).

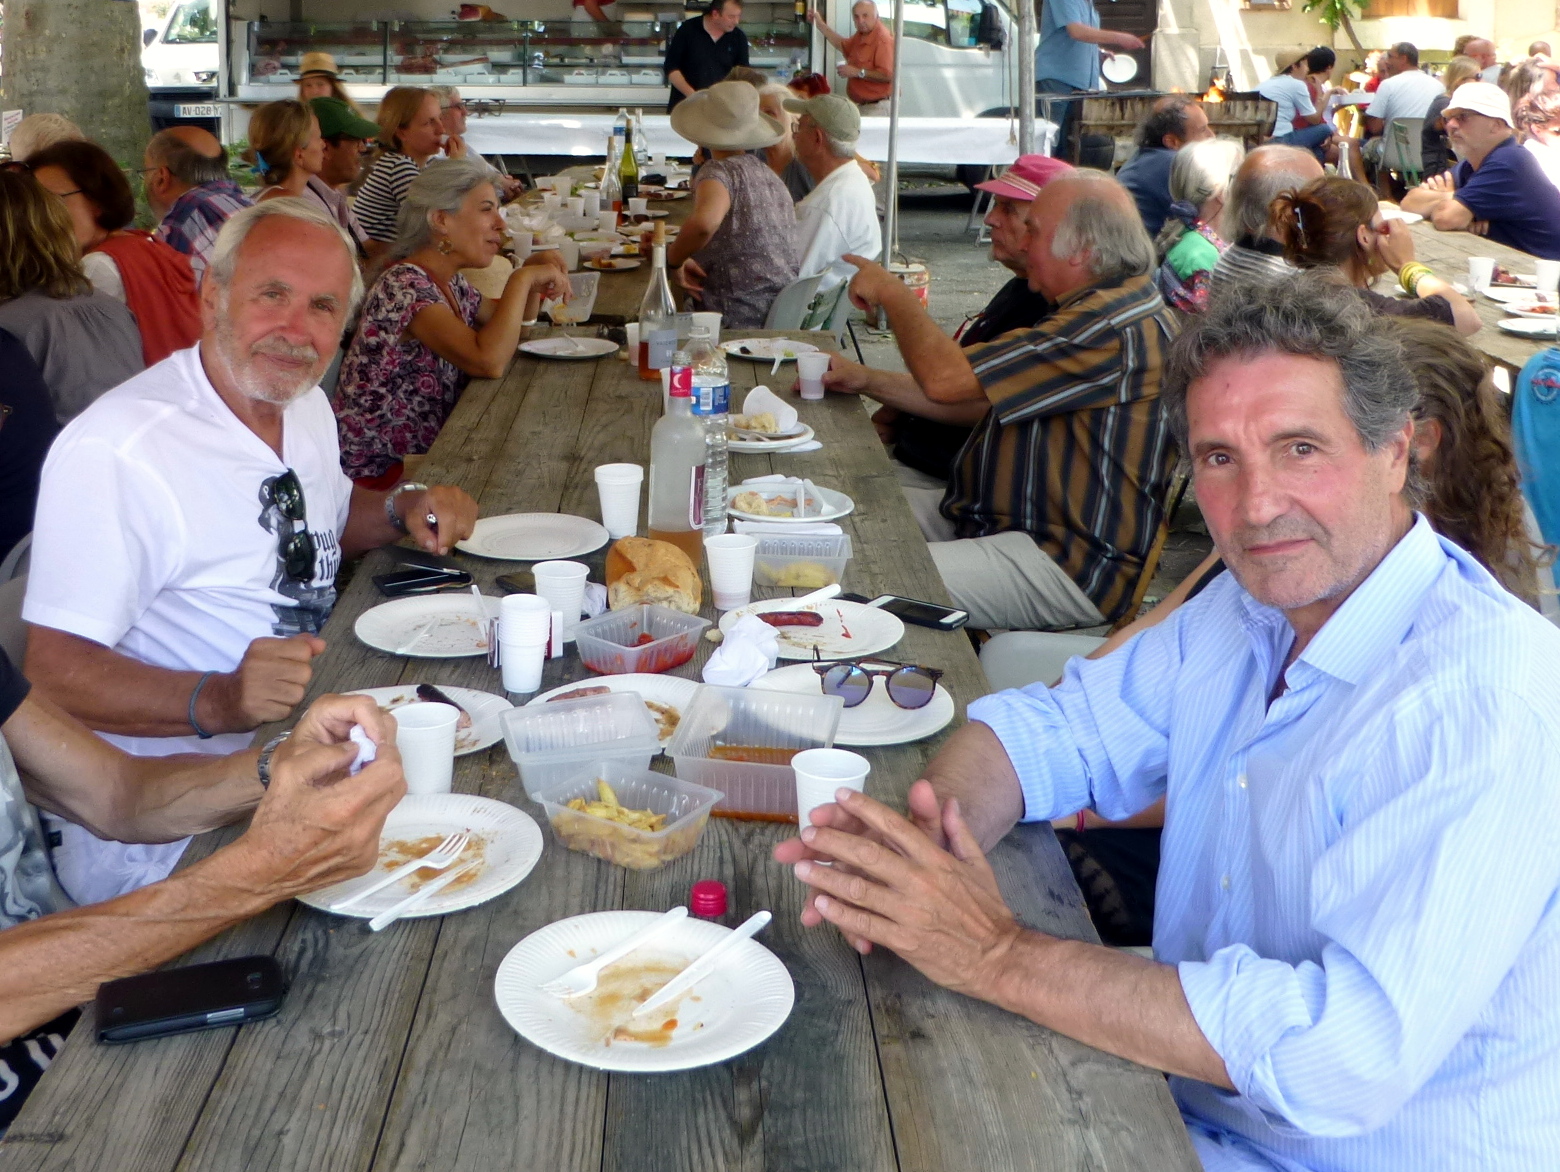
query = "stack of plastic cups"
xmin=594 ymin=463 xmax=644 ymax=539
xmin=533 ymin=560 xmax=590 ymax=642
xmin=704 ymin=533 xmax=756 ymax=611
xmin=499 ymin=594 xmax=551 ymax=694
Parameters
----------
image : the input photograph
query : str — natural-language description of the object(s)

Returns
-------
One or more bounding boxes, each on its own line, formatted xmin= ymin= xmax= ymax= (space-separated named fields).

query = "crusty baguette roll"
xmin=605 ymin=537 xmax=702 ymax=614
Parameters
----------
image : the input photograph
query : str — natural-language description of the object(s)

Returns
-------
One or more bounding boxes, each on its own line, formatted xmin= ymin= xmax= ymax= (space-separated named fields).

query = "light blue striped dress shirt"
xmin=969 ymin=516 xmax=1560 ymax=1171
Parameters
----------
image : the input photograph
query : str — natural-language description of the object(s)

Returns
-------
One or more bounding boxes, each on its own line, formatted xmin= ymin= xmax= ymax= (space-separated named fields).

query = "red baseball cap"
xmin=975 ymin=155 xmax=1074 ymax=202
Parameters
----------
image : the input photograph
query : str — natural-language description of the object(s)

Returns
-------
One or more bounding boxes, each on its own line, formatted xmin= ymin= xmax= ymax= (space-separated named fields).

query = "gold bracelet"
xmin=1399 ymin=262 xmax=1433 ymax=296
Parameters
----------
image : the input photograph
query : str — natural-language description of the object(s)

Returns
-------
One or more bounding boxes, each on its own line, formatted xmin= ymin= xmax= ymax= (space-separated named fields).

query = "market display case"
xmin=238 ymin=10 xmax=810 ymax=104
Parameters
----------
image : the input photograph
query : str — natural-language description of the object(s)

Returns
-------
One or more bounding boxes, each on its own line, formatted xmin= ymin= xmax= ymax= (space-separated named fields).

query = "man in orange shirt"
xmin=808 ymin=1 xmax=894 ymax=113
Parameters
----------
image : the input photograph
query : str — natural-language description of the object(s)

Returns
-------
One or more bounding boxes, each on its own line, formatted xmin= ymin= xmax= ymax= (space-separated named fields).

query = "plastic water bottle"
xmin=687 ymin=325 xmax=730 ymax=538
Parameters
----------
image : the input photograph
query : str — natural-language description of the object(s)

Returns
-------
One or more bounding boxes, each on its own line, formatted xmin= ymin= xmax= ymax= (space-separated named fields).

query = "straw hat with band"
xmin=1274 ymin=48 xmax=1309 ymax=74
xmin=670 ymin=81 xmax=785 ymax=150
xmin=299 ymin=51 xmax=339 ymax=79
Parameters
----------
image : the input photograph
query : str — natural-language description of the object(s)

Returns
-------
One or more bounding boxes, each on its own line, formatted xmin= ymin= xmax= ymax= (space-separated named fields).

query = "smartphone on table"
xmin=96 ymin=956 xmax=285 ymax=1044
xmin=839 ymin=593 xmax=969 ymax=631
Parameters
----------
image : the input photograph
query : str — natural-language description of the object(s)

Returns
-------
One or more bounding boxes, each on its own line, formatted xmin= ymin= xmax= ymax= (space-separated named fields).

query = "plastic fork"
xmin=538 ymin=905 xmax=690 ymax=999
xmin=329 ymin=829 xmax=471 ymax=912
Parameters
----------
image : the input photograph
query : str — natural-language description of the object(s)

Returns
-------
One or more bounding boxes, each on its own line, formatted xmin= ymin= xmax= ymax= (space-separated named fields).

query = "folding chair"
xmin=763 ymin=273 xmax=824 ymax=330
xmin=1385 ymin=118 xmax=1425 ymax=189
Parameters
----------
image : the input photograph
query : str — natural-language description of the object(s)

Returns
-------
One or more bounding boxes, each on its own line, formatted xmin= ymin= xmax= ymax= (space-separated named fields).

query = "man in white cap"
xmin=1403 ymin=81 xmax=1560 ymax=260
xmin=787 ymin=94 xmax=881 ymax=295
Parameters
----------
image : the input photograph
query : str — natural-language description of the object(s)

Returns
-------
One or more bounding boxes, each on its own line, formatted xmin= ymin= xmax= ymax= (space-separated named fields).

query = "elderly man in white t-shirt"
xmin=788 ymin=94 xmax=881 ymax=301
xmin=1362 ymin=42 xmax=1444 ymax=191
xmin=21 ymin=197 xmax=479 ymax=904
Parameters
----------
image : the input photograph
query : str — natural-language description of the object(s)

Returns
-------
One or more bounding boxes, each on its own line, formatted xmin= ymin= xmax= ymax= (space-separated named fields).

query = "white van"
xmin=860 ymin=0 xmax=1024 ymax=121
xmin=142 ymin=0 xmax=220 ymax=92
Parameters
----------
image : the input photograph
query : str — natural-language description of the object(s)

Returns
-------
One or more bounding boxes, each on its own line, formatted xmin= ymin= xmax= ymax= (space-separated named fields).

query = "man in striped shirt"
xmin=1207 ymin=144 xmax=1322 ymax=300
xmin=821 ymin=170 xmax=1178 ymax=630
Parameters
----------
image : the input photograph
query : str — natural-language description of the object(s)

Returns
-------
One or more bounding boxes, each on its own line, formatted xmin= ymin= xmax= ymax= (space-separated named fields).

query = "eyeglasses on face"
xmin=811 ymin=652 xmax=944 ymax=710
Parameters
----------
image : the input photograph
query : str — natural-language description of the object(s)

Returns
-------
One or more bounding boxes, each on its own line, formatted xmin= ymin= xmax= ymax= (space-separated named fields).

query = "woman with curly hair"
xmin=1514 ymin=90 xmax=1560 ymax=190
xmin=1392 ymin=317 xmax=1552 ymax=610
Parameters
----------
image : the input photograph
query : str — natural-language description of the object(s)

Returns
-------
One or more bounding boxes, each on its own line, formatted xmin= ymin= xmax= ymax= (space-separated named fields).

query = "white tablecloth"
xmin=465 ymin=112 xmax=1053 ymax=165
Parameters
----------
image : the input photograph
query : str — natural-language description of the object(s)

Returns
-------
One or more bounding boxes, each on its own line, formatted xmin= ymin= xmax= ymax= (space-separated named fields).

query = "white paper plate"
xmin=719 ymin=598 xmax=904 ymax=660
xmin=494 ymin=910 xmax=794 ymax=1072
xmin=527 ymin=674 xmax=700 ymax=746
xmin=727 ymin=481 xmax=853 ymax=523
xmin=300 ymin=794 xmax=543 ymax=919
xmin=1482 ymin=285 xmax=1539 ymax=305
xmin=519 ymin=337 xmax=620 ymax=360
xmin=727 ymin=424 xmax=815 ymax=454
xmin=1377 ymin=206 xmax=1422 ymax=225
xmin=583 ymin=258 xmax=643 ymax=272
xmin=456 ymin=513 xmax=610 ymax=560
xmin=1101 ymin=52 xmax=1138 ymax=84
xmin=721 ymin=338 xmax=820 ymax=362
xmin=1504 ymin=301 xmax=1560 ymax=320
xmin=756 ymin=663 xmax=954 ymax=746
xmin=345 ymin=685 xmax=513 ymax=755
xmin=1497 ymin=318 xmax=1560 ymax=337
xmin=355 ymin=594 xmax=502 ymax=658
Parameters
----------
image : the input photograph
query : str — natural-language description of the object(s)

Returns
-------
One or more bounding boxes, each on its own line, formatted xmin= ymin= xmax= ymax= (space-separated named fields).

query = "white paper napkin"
xmin=348 ymin=725 xmax=377 ymax=776
xmin=701 ymin=614 xmax=779 ymax=687
xmin=583 ymin=582 xmax=608 ymax=618
xmin=740 ymin=386 xmax=799 ymax=433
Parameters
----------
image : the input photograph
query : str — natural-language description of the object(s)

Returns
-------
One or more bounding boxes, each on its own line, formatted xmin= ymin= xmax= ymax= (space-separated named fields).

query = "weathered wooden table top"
xmin=1401 ymin=220 xmax=1550 ymax=371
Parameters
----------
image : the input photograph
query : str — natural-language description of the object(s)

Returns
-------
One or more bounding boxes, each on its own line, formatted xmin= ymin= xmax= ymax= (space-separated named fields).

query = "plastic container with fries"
xmin=533 ymin=765 xmax=722 ymax=869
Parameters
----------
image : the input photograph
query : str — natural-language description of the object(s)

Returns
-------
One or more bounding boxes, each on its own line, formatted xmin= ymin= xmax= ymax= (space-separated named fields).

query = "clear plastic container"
xmin=574 ymin=604 xmax=713 ymax=675
xmin=752 ymin=534 xmax=854 ymax=589
xmin=667 ymin=685 xmax=843 ymax=820
xmin=532 ymin=762 xmax=722 ymax=870
xmin=500 ymin=692 xmax=660 ymax=798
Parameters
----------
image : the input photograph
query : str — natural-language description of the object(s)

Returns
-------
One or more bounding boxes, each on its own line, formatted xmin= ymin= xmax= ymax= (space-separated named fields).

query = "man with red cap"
xmin=878 ymin=155 xmax=1073 ymax=527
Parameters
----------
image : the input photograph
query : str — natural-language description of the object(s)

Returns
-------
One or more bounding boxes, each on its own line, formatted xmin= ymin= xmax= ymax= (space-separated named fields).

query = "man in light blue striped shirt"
xmin=780 ymin=274 xmax=1560 ymax=1170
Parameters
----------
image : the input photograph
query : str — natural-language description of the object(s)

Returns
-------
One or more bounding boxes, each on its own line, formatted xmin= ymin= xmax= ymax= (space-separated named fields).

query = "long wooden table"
xmin=1403 ymin=220 xmax=1551 ymax=371
xmin=2 ymin=320 xmax=1199 ymax=1168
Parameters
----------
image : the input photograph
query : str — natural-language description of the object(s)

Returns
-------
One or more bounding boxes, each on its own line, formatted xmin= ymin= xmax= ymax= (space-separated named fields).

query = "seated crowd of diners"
xmin=2 ymin=46 xmax=1559 ymax=1171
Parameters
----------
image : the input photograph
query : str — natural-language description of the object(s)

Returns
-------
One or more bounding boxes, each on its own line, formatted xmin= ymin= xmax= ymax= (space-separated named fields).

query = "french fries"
xmin=565 ymin=778 xmax=667 ymax=832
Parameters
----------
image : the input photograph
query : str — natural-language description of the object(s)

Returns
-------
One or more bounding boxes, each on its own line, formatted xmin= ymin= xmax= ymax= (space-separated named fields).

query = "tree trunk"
xmin=1 ymin=0 xmax=151 ymax=170
xmin=1338 ymin=10 xmax=1365 ymax=54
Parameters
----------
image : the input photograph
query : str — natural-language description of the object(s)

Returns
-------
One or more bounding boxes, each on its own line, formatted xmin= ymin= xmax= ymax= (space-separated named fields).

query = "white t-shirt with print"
xmin=23 ymin=344 xmax=353 ymax=903
xmin=1366 ymin=69 xmax=1446 ymax=126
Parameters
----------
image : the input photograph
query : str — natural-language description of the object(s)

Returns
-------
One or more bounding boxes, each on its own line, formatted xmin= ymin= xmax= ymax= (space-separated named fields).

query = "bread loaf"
xmin=605 ymin=537 xmax=702 ymax=615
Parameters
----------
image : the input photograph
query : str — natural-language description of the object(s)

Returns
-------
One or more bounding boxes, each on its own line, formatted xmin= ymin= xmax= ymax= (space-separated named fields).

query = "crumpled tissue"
xmin=701 ymin=614 xmax=779 ymax=687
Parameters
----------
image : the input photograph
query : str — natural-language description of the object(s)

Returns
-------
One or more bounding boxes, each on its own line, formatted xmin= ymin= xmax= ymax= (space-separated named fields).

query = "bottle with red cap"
xmin=689 ymin=879 xmax=727 ymax=921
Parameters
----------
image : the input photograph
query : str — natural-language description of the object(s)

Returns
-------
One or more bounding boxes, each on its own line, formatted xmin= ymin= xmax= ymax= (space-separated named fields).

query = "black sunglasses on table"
xmin=811 ymin=650 xmax=944 ymax=710
xmin=262 ymin=469 xmax=316 ymax=583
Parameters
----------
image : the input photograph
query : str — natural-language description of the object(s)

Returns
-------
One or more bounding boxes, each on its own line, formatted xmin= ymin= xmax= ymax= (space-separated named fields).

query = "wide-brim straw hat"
xmin=299 ymin=51 xmax=339 ymax=78
xmin=670 ymin=81 xmax=786 ymax=150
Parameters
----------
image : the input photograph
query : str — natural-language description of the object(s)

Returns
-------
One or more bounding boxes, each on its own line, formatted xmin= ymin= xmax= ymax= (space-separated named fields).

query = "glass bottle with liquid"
xmin=637 ymin=228 xmax=677 ymax=381
xmin=618 ymin=123 xmax=641 ymax=202
xmin=648 ymin=356 xmax=705 ymax=563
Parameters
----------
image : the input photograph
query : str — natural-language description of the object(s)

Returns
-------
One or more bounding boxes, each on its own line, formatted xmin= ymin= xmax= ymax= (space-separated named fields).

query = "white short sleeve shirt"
xmin=1257 ymin=74 xmax=1315 ymax=137
xmin=794 ymin=161 xmax=882 ymax=294
xmin=1366 ymin=69 xmax=1446 ymax=126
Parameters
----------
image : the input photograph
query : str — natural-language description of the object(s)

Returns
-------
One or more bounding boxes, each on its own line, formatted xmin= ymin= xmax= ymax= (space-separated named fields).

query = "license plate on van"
xmin=175 ymin=103 xmax=219 ymax=118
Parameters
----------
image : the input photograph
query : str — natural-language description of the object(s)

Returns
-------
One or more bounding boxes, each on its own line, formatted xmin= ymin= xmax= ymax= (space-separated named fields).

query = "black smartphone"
xmin=390 ymin=546 xmax=464 ymax=572
xmin=865 ymin=594 xmax=970 ymax=630
xmin=96 ymin=956 xmax=285 ymax=1044
xmin=495 ymin=570 xmax=536 ymax=594
xmin=373 ymin=567 xmax=474 ymax=597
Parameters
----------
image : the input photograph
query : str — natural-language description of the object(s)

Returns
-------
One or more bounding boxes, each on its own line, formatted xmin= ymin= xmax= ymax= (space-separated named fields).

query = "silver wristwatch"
xmin=257 ymin=730 xmax=291 ymax=790
xmin=385 ymin=481 xmax=430 ymax=532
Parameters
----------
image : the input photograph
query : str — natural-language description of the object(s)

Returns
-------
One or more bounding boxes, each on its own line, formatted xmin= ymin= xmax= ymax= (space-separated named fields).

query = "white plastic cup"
xmin=691 ymin=311 xmax=722 ymax=346
xmin=598 ymin=209 xmax=619 ymax=234
xmin=558 ymin=237 xmax=580 ymax=271
xmin=1537 ymin=259 xmax=1560 ymax=296
xmin=509 ymin=232 xmax=533 ymax=265
xmin=625 ymin=321 xmax=639 ymax=362
xmin=704 ymin=533 xmax=757 ymax=611
xmin=500 ymin=638 xmax=546 ymax=694
xmin=533 ymin=560 xmax=590 ymax=640
xmin=583 ymin=191 xmax=601 ymax=218
xmin=1467 ymin=256 xmax=1496 ymax=290
xmin=566 ymin=195 xmax=585 ymax=217
xmin=796 ymin=351 xmax=831 ymax=401
xmin=541 ymin=191 xmax=561 ymax=215
xmin=628 ymin=196 xmax=649 ymax=216
xmin=393 ymin=702 xmax=460 ymax=795
xmin=500 ymin=592 xmax=553 ymax=643
xmin=594 ymin=462 xmax=644 ymax=539
xmin=792 ymin=748 xmax=871 ymax=827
